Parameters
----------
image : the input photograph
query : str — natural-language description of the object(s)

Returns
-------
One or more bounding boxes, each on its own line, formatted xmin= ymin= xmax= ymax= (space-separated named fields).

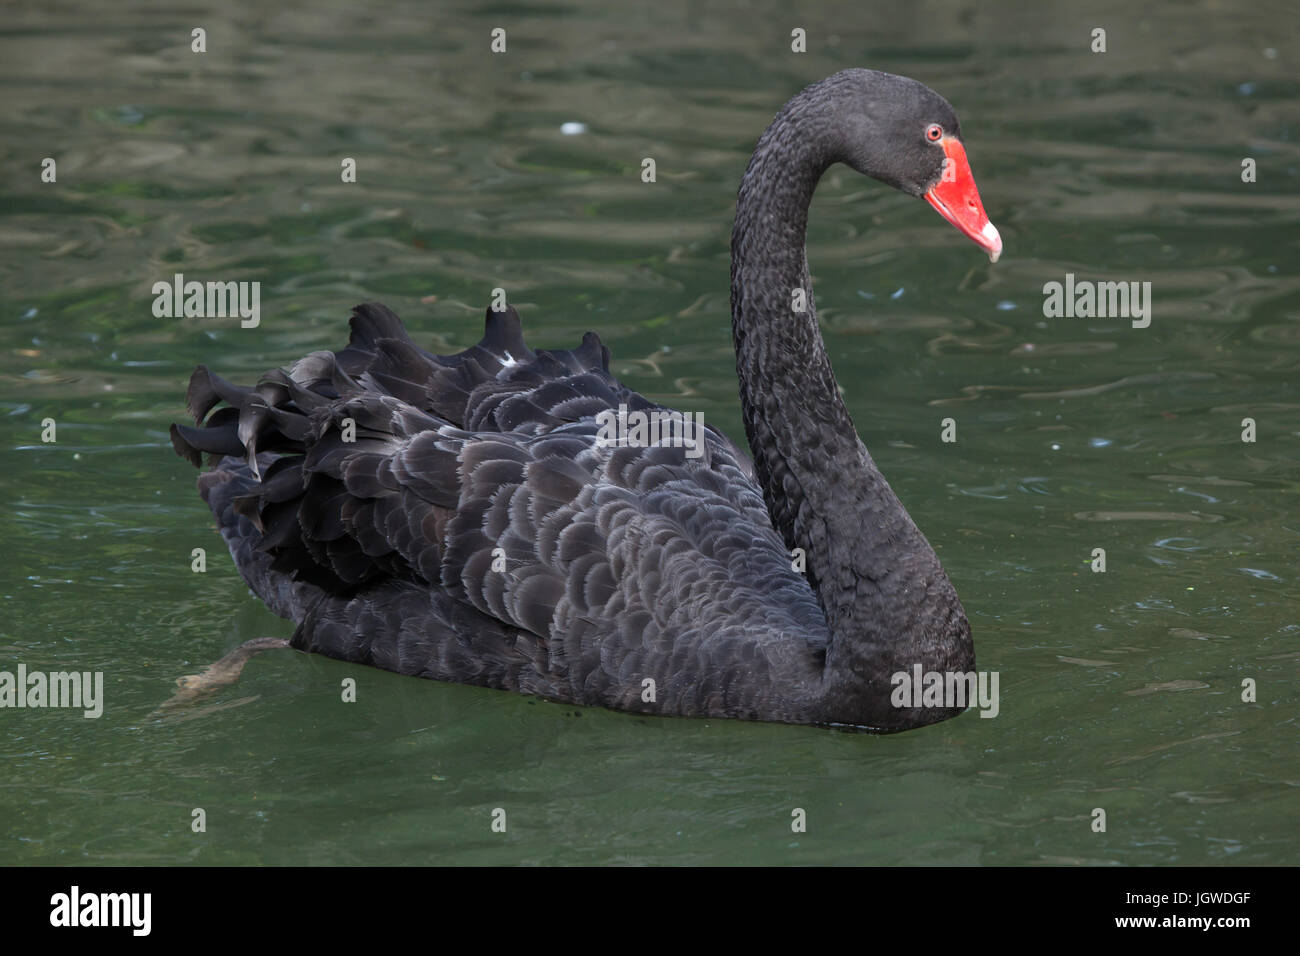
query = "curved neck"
xmin=729 ymin=91 xmax=892 ymax=631
xmin=728 ymin=87 xmax=972 ymax=726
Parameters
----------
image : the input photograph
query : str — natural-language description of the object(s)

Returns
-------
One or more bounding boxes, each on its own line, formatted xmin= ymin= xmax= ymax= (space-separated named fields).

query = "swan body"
xmin=173 ymin=69 xmax=999 ymax=731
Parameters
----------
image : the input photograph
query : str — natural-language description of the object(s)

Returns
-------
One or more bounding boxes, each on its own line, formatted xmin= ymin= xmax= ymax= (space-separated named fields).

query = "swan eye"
xmin=926 ymin=124 xmax=943 ymax=142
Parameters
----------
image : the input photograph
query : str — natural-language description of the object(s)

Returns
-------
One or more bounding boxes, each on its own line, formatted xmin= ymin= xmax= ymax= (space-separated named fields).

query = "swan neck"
xmin=728 ymin=104 xmax=869 ymax=629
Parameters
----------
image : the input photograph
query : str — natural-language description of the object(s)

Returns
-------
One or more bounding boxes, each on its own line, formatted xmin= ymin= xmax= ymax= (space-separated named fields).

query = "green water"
xmin=2 ymin=0 xmax=1297 ymax=865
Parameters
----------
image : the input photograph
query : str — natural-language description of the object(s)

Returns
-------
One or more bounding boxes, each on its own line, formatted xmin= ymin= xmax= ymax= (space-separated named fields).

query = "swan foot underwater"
xmin=151 ymin=637 xmax=290 ymax=718
xmin=170 ymin=69 xmax=1001 ymax=732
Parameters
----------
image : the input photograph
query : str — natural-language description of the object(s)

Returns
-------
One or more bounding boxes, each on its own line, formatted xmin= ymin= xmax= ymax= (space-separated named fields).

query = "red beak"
xmin=924 ymin=137 xmax=1002 ymax=262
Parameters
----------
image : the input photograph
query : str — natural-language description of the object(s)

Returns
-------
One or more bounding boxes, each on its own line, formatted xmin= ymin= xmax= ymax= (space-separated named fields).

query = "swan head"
xmin=829 ymin=69 xmax=1002 ymax=262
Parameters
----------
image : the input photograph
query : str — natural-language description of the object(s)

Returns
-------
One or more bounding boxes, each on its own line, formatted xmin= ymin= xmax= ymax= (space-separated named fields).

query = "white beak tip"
xmin=982 ymin=222 xmax=1003 ymax=263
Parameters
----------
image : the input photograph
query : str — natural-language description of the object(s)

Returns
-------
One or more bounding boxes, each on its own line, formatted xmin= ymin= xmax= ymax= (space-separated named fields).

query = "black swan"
xmin=171 ymin=69 xmax=1001 ymax=731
